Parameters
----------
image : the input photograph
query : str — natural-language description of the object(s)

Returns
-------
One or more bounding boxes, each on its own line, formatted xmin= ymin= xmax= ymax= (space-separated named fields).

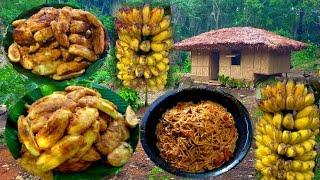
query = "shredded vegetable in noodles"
xmin=156 ymin=101 xmax=238 ymax=172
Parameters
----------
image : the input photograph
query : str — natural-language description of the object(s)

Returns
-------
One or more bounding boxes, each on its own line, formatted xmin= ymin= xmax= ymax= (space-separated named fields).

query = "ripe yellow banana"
xmin=282 ymin=130 xmax=291 ymax=144
xmin=310 ymin=117 xmax=320 ymax=130
xmin=296 ymin=105 xmax=316 ymax=119
xmin=277 ymin=143 xmax=287 ymax=155
xmin=256 ymin=145 xmax=273 ymax=159
xmin=151 ymin=42 xmax=167 ymax=52
xmin=295 ymin=150 xmax=317 ymax=161
xmin=294 ymin=96 xmax=305 ymax=111
xmin=152 ymin=29 xmax=172 ymax=42
xmin=286 ymin=80 xmax=295 ymax=96
xmin=286 ymin=95 xmax=295 ymax=110
xmin=261 ymin=154 xmax=278 ymax=167
xmin=142 ymin=5 xmax=151 ymax=25
xmin=294 ymin=116 xmax=312 ymax=130
xmin=286 ymin=146 xmax=297 ymax=157
xmin=151 ymin=52 xmax=163 ymax=61
xmin=150 ymin=66 xmax=160 ymax=76
xmin=156 ymin=62 xmax=167 ymax=72
xmin=275 ymin=94 xmax=285 ymax=110
xmin=159 ymin=15 xmax=171 ymax=31
xmin=272 ymin=113 xmax=283 ymax=129
xmin=134 ymin=66 xmax=144 ymax=78
xmin=144 ymin=68 xmax=152 ymax=79
xmin=129 ymin=38 xmax=140 ymax=51
xmin=139 ymin=55 xmax=147 ymax=65
xmin=297 ymin=129 xmax=313 ymax=142
xmin=304 ymin=93 xmax=315 ymax=107
xmin=149 ymin=7 xmax=164 ymax=25
xmin=282 ymin=113 xmax=294 ymax=130
xmin=18 ymin=116 xmax=40 ymax=156
xmin=139 ymin=40 xmax=151 ymax=52
xmin=142 ymin=24 xmax=151 ymax=36
xmin=294 ymin=83 xmax=305 ymax=98
xmin=289 ymin=131 xmax=301 ymax=144
xmin=132 ymin=8 xmax=142 ymax=24
xmin=146 ymin=56 xmax=156 ymax=66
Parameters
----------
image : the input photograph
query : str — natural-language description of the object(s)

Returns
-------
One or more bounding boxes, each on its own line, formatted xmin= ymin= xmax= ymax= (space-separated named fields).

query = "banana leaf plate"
xmin=2 ymin=3 xmax=110 ymax=85
xmin=4 ymin=82 xmax=139 ymax=180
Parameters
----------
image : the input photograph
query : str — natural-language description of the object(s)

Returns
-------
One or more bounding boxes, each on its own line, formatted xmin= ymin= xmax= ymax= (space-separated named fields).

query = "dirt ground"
xmin=0 ymin=87 xmax=258 ymax=180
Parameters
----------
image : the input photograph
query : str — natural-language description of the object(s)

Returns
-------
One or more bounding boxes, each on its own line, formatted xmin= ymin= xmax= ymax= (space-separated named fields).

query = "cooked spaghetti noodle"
xmin=156 ymin=101 xmax=238 ymax=172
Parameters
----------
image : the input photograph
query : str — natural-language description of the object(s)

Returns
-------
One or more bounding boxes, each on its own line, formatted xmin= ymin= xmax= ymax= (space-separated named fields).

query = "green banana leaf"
xmin=4 ymin=82 xmax=139 ymax=180
xmin=2 ymin=3 xmax=109 ymax=85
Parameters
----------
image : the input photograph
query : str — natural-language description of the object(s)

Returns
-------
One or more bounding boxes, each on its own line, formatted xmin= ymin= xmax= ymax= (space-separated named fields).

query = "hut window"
xmin=231 ymin=50 xmax=241 ymax=65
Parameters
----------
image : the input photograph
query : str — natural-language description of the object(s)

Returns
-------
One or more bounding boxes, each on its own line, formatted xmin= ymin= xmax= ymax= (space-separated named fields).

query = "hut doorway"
xmin=210 ymin=52 xmax=219 ymax=80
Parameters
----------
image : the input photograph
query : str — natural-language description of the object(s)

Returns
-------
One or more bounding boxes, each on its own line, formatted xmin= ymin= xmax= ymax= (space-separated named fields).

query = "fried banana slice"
xmin=20 ymin=55 xmax=34 ymax=70
xmin=58 ymin=8 xmax=72 ymax=27
xmin=125 ymin=106 xmax=140 ymax=128
xmin=29 ymin=43 xmax=40 ymax=53
xmin=13 ymin=27 xmax=34 ymax=45
xmin=68 ymin=120 xmax=100 ymax=162
xmin=74 ymin=56 xmax=84 ymax=62
xmin=36 ymin=135 xmax=85 ymax=172
xmin=95 ymin=119 xmax=129 ymax=155
xmin=56 ymin=160 xmax=91 ymax=172
xmin=30 ymin=112 xmax=50 ymax=133
xmin=32 ymin=49 xmax=61 ymax=64
xmin=85 ymin=12 xmax=103 ymax=27
xmin=51 ymin=21 xmax=70 ymax=47
xmin=28 ymin=94 xmax=77 ymax=119
xmin=71 ymin=9 xmax=88 ymax=22
xmin=65 ymin=87 xmax=101 ymax=102
xmin=52 ymin=69 xmax=85 ymax=80
xmin=47 ymin=41 xmax=60 ymax=49
xmin=99 ymin=117 xmax=108 ymax=132
xmin=8 ymin=43 xmax=21 ymax=62
xmin=34 ymin=27 xmax=53 ymax=42
xmin=32 ymin=61 xmax=61 ymax=76
xmin=26 ymin=7 xmax=58 ymax=32
xmin=69 ymin=34 xmax=92 ymax=49
xmin=17 ymin=152 xmax=53 ymax=180
xmin=65 ymin=86 xmax=101 ymax=95
xmin=107 ymin=142 xmax=133 ymax=167
xmin=12 ymin=19 xmax=26 ymax=27
xmin=70 ymin=20 xmax=89 ymax=34
xmin=36 ymin=109 xmax=72 ymax=149
xmin=68 ymin=44 xmax=97 ymax=61
xmin=56 ymin=61 xmax=89 ymax=76
xmin=92 ymin=26 xmax=106 ymax=55
xmin=18 ymin=116 xmax=40 ymax=156
xmin=68 ymin=107 xmax=98 ymax=135
xmin=81 ymin=147 xmax=101 ymax=161
xmin=60 ymin=47 xmax=70 ymax=61
xmin=78 ymin=96 xmax=122 ymax=119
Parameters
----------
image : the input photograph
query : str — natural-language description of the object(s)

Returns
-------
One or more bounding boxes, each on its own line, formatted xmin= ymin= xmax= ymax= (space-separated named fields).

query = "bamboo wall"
xmin=190 ymin=51 xmax=210 ymax=81
xmin=191 ymin=48 xmax=291 ymax=82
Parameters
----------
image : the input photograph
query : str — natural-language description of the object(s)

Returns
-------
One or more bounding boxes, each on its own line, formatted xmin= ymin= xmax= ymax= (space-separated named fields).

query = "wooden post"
xmin=144 ymin=81 xmax=148 ymax=107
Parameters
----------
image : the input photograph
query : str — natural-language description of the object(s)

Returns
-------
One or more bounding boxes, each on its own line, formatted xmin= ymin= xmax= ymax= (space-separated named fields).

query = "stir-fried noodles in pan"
xmin=156 ymin=101 xmax=238 ymax=172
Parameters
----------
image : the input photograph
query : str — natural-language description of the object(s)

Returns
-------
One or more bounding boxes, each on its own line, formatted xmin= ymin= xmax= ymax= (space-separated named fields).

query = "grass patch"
xmin=292 ymin=42 xmax=320 ymax=72
xmin=148 ymin=166 xmax=170 ymax=180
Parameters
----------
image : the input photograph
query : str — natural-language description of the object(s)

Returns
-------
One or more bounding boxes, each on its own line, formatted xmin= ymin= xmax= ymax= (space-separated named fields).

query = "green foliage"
xmin=218 ymin=75 xmax=250 ymax=88
xmin=148 ymin=166 xmax=170 ymax=180
xmin=91 ymin=47 xmax=122 ymax=87
xmin=0 ymin=64 xmax=37 ymax=108
xmin=292 ymin=42 xmax=320 ymax=71
xmin=166 ymin=64 xmax=181 ymax=88
xmin=117 ymin=87 xmax=143 ymax=111
xmin=256 ymin=77 xmax=277 ymax=88
xmin=181 ymin=56 xmax=191 ymax=73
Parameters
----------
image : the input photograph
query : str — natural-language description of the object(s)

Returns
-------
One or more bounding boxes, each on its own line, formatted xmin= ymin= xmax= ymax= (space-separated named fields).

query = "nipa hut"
xmin=174 ymin=27 xmax=307 ymax=82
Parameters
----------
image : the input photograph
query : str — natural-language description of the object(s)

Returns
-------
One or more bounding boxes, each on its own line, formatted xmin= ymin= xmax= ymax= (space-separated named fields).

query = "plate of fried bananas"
xmin=5 ymin=83 xmax=140 ymax=179
xmin=3 ymin=4 xmax=108 ymax=81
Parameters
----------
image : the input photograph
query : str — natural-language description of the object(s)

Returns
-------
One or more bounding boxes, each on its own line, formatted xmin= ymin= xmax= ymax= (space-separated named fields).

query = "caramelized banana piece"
xmin=81 ymin=147 xmax=101 ymax=161
xmin=8 ymin=43 xmax=21 ymax=62
xmin=95 ymin=119 xmax=130 ymax=155
xmin=85 ymin=12 xmax=103 ymax=27
xmin=47 ymin=41 xmax=60 ymax=49
xmin=78 ymin=96 xmax=122 ymax=119
xmin=20 ymin=55 xmax=34 ymax=69
xmin=18 ymin=116 xmax=40 ymax=156
xmin=34 ymin=27 xmax=53 ymax=42
xmin=29 ymin=43 xmax=40 ymax=53
xmin=107 ymin=142 xmax=133 ymax=167
xmin=68 ymin=107 xmax=99 ymax=135
xmin=68 ymin=120 xmax=100 ymax=162
xmin=58 ymin=8 xmax=72 ymax=27
xmin=51 ymin=21 xmax=70 ymax=47
xmin=56 ymin=61 xmax=89 ymax=76
xmin=56 ymin=160 xmax=91 ymax=172
xmin=125 ymin=106 xmax=140 ymax=128
xmin=32 ymin=60 xmax=61 ymax=75
xmin=60 ymin=47 xmax=70 ymax=61
xmin=65 ymin=87 xmax=101 ymax=102
xmin=36 ymin=109 xmax=72 ymax=149
xmin=69 ymin=34 xmax=92 ymax=49
xmin=52 ymin=69 xmax=85 ymax=80
xmin=13 ymin=27 xmax=34 ymax=45
xmin=12 ymin=19 xmax=26 ymax=27
xmin=36 ymin=135 xmax=85 ymax=172
xmin=70 ymin=20 xmax=89 ymax=34
xmin=68 ymin=44 xmax=97 ymax=61
xmin=17 ymin=152 xmax=53 ymax=180
xmin=65 ymin=86 xmax=101 ymax=95
xmin=32 ymin=49 xmax=61 ymax=64
xmin=92 ymin=26 xmax=106 ymax=54
xmin=71 ymin=9 xmax=88 ymax=21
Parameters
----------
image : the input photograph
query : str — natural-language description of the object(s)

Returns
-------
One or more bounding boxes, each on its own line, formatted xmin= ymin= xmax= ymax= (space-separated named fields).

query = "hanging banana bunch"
xmin=115 ymin=5 xmax=173 ymax=90
xmin=255 ymin=80 xmax=319 ymax=180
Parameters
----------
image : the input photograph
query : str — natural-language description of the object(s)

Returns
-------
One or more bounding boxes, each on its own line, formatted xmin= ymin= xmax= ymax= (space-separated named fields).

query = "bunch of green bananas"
xmin=115 ymin=5 xmax=173 ymax=90
xmin=255 ymin=80 xmax=319 ymax=180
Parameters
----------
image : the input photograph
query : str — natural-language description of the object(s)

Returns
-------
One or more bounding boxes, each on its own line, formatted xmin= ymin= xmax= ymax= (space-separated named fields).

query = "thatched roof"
xmin=174 ymin=27 xmax=307 ymax=52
